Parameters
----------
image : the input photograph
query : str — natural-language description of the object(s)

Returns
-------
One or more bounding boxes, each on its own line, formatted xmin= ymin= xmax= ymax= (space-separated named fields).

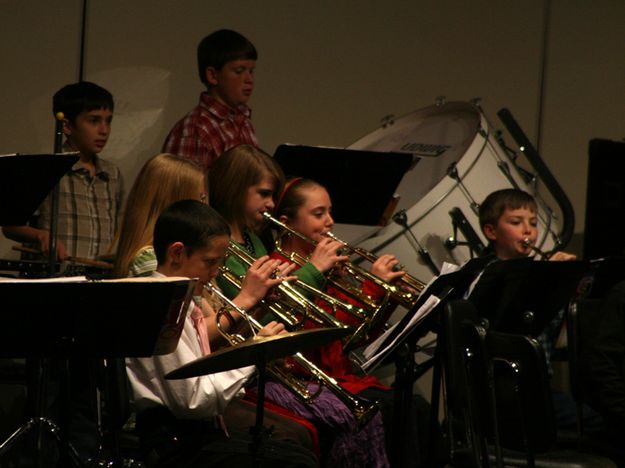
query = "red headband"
xmin=275 ymin=177 xmax=303 ymax=214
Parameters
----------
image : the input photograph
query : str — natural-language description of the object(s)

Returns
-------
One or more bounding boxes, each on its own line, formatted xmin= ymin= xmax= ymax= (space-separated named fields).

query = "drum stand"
xmin=445 ymin=207 xmax=486 ymax=257
xmin=392 ymin=209 xmax=440 ymax=276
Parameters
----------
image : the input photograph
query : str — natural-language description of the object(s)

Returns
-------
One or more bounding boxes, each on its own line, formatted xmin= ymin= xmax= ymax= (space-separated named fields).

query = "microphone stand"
xmin=48 ymin=112 xmax=64 ymax=277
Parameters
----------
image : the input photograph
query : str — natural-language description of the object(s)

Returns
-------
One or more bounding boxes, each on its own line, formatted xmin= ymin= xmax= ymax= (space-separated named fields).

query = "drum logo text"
xmin=400 ymin=143 xmax=451 ymax=157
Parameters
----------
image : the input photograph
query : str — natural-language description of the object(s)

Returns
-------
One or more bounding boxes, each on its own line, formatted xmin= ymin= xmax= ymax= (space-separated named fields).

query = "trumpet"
xmin=263 ymin=211 xmax=425 ymax=308
xmin=226 ymin=241 xmax=349 ymax=330
xmin=262 ymin=212 xmax=383 ymax=312
xmin=324 ymin=231 xmax=426 ymax=308
xmin=263 ymin=212 xmax=424 ymax=349
xmin=203 ymin=282 xmax=380 ymax=431
xmin=522 ymin=238 xmax=552 ymax=260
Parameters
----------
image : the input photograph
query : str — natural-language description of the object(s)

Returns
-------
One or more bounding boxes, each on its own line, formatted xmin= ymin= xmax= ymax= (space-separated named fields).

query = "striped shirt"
xmin=37 ymin=155 xmax=123 ymax=259
xmin=162 ymin=92 xmax=258 ymax=172
xmin=128 ymin=245 xmax=157 ymax=278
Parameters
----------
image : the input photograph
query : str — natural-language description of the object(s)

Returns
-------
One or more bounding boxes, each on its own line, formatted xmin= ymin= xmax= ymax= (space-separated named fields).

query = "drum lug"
xmin=435 ymin=95 xmax=446 ymax=106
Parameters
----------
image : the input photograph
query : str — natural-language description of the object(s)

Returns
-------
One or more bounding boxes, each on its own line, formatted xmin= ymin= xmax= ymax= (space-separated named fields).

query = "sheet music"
xmin=354 ymin=261 xmax=463 ymax=372
xmin=359 ymin=294 xmax=441 ymax=372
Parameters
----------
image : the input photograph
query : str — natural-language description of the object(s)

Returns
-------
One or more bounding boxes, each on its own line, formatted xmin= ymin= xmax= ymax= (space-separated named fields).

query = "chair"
xmin=442 ymin=300 xmax=616 ymax=468
xmin=442 ymin=299 xmax=504 ymax=467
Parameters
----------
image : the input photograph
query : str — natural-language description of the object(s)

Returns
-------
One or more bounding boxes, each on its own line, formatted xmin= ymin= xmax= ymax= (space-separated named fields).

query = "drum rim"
xmin=347 ymin=100 xmax=482 ymax=150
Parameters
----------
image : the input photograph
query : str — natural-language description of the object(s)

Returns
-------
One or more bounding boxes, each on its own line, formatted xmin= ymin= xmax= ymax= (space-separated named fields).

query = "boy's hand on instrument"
xmin=371 ymin=254 xmax=406 ymax=283
xmin=309 ymin=238 xmax=349 ymax=273
xmin=548 ymin=251 xmax=577 ymax=262
xmin=257 ymin=320 xmax=286 ymax=338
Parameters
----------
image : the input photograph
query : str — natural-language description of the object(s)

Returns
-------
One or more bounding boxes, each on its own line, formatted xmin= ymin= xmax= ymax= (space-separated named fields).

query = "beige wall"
xmin=1 ymin=0 xmax=624 ymax=261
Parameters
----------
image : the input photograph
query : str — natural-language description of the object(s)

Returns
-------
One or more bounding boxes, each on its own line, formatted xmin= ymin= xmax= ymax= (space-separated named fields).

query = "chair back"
xmin=443 ymin=300 xmax=497 ymax=467
xmin=567 ymin=299 xmax=602 ymax=407
xmin=487 ymin=331 xmax=557 ymax=455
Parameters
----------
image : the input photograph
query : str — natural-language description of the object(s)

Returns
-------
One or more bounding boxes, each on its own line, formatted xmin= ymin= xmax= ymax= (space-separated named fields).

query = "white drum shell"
xmin=341 ymin=101 xmax=560 ymax=285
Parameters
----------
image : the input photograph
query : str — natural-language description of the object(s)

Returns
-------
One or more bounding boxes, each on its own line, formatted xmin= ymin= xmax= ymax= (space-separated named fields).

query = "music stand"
xmin=0 ymin=153 xmax=78 ymax=226
xmin=166 ymin=327 xmax=350 ymax=465
xmin=0 ymin=277 xmax=195 ymax=467
xmin=581 ymin=256 xmax=625 ymax=299
xmin=352 ymin=255 xmax=495 ymax=467
xmin=467 ymin=258 xmax=587 ymax=336
xmin=273 ymin=144 xmax=414 ymax=226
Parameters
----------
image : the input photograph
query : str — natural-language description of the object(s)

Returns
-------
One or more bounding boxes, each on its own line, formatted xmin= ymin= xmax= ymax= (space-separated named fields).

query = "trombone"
xmin=203 ymin=282 xmax=380 ymax=430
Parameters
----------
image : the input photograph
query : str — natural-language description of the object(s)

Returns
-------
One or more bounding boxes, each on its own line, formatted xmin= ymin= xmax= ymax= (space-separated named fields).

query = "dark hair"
xmin=275 ymin=177 xmax=324 ymax=220
xmin=52 ymin=81 xmax=114 ymax=124
xmin=153 ymin=199 xmax=230 ymax=264
xmin=209 ymin=144 xmax=284 ymax=229
xmin=478 ymin=189 xmax=538 ymax=229
xmin=197 ymin=29 xmax=257 ymax=87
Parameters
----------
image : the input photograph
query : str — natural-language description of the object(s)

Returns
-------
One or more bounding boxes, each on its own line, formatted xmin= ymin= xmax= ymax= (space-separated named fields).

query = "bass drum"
xmin=345 ymin=100 xmax=561 ymax=284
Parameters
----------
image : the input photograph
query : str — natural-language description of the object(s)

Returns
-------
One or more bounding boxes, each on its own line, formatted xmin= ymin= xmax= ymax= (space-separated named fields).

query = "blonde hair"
xmin=112 ymin=153 xmax=205 ymax=278
xmin=209 ymin=144 xmax=284 ymax=230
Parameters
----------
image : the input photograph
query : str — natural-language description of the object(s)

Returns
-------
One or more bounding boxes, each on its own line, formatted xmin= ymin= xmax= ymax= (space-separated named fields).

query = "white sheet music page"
xmin=360 ymin=295 xmax=440 ymax=372
xmin=356 ymin=261 xmax=462 ymax=372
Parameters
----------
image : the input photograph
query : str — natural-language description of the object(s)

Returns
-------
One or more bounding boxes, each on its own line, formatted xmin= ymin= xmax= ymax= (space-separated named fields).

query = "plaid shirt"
xmin=162 ymin=92 xmax=258 ymax=172
xmin=37 ymin=155 xmax=123 ymax=259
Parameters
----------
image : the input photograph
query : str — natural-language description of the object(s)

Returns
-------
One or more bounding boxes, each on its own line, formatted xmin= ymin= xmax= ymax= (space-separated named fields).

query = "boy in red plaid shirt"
xmin=163 ymin=29 xmax=259 ymax=172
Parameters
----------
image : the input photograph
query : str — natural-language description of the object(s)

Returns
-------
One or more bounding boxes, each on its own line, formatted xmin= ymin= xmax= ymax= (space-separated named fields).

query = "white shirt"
xmin=126 ymin=273 xmax=255 ymax=420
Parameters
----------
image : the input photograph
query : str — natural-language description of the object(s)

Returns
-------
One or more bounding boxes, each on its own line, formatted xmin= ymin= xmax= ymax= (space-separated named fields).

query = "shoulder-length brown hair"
xmin=111 ymin=153 xmax=205 ymax=278
xmin=209 ymin=144 xmax=284 ymax=230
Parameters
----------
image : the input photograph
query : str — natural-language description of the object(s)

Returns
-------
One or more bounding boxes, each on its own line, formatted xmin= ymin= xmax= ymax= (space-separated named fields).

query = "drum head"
xmin=348 ymin=102 xmax=481 ymax=210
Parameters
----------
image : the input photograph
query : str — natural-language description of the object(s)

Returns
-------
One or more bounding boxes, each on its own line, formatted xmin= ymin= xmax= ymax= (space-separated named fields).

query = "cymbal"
xmin=165 ymin=327 xmax=350 ymax=380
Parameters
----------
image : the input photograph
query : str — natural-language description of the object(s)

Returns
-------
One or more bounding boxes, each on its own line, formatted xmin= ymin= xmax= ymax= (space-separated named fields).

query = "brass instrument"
xmin=203 ymin=282 xmax=380 ymax=430
xmin=263 ymin=212 xmax=425 ymax=350
xmin=324 ymin=231 xmax=426 ymax=308
xmin=522 ymin=238 xmax=552 ymax=260
xmin=262 ymin=212 xmax=381 ymax=316
xmin=226 ymin=241 xmax=349 ymax=330
xmin=219 ymin=261 xmax=304 ymax=329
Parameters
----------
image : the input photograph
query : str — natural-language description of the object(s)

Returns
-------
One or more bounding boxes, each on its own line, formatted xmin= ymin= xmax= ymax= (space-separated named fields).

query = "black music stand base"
xmin=0 ymin=358 xmax=86 ymax=468
xmin=391 ymin=340 xmax=438 ymax=468
xmin=248 ymin=362 xmax=272 ymax=467
xmin=0 ymin=416 xmax=85 ymax=467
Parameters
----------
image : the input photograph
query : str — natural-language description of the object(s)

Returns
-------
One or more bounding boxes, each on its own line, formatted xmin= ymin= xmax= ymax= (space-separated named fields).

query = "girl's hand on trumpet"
xmin=370 ymin=254 xmax=406 ymax=283
xmin=309 ymin=237 xmax=349 ymax=273
xmin=233 ymin=256 xmax=297 ymax=311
